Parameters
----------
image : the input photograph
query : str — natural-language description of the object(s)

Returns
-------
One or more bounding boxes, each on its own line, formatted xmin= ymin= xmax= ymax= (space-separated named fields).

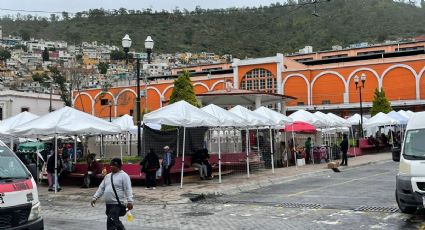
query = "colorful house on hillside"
xmin=73 ymin=40 xmax=425 ymax=119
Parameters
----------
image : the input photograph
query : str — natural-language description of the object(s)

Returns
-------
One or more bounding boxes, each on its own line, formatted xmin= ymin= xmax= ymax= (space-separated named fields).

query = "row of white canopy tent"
xmin=0 ymin=107 xmax=122 ymax=193
xmin=143 ymin=100 xmax=293 ymax=188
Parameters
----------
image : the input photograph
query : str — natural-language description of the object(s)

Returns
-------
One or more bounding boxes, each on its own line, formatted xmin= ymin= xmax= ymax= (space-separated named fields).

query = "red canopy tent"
xmin=281 ymin=121 xmax=317 ymax=133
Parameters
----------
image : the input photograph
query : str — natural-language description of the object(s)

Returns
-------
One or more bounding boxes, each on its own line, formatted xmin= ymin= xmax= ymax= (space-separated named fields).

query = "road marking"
xmin=287 ymin=171 xmax=390 ymax=197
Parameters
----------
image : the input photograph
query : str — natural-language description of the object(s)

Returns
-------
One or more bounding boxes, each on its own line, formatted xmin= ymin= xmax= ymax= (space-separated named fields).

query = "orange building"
xmin=73 ymin=41 xmax=425 ymax=118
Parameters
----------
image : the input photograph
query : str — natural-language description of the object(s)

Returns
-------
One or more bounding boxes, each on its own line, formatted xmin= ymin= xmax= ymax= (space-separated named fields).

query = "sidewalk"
xmin=38 ymin=152 xmax=392 ymax=204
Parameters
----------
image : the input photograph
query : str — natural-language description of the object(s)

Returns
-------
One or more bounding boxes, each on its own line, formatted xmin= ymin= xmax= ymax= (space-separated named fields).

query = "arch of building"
xmin=311 ymin=71 xmax=347 ymax=105
xmin=381 ymin=64 xmax=417 ymax=101
xmin=418 ymin=66 xmax=425 ymax=99
xmin=282 ymin=73 xmax=311 ymax=106
xmin=146 ymin=87 xmax=162 ymax=111
xmin=211 ymin=80 xmax=225 ymax=91
xmin=239 ymin=68 xmax=277 ymax=92
xmin=73 ymin=93 xmax=94 ymax=114
xmin=115 ymin=89 xmax=137 ymax=117
xmin=347 ymin=68 xmax=380 ymax=104
xmin=93 ymin=91 xmax=116 ymax=117
xmin=193 ymin=82 xmax=210 ymax=92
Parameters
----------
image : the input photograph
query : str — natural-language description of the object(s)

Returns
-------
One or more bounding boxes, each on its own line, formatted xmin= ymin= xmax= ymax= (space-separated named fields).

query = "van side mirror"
xmin=392 ymin=147 xmax=401 ymax=162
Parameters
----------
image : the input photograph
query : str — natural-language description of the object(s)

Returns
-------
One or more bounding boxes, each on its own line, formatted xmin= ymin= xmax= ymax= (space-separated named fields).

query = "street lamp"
xmin=108 ymin=100 xmax=113 ymax=122
xmin=354 ymin=73 xmax=366 ymax=138
xmin=144 ymin=36 xmax=154 ymax=113
xmin=122 ymin=34 xmax=154 ymax=157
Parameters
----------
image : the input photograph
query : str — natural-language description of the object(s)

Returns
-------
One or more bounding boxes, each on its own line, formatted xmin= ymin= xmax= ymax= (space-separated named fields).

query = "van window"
xmin=404 ymin=129 xmax=425 ymax=158
xmin=0 ymin=146 xmax=29 ymax=179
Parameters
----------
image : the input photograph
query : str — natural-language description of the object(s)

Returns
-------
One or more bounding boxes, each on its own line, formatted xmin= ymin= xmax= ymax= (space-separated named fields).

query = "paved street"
xmin=39 ymin=159 xmax=425 ymax=229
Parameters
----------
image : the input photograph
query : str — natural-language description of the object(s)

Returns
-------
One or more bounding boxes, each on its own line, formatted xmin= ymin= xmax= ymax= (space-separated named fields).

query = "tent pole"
xmin=10 ymin=137 xmax=13 ymax=150
xmin=269 ymin=128 xmax=275 ymax=174
xmin=284 ymin=131 xmax=288 ymax=168
xmin=120 ymin=134 xmax=123 ymax=161
xmin=218 ymin=128 xmax=222 ymax=183
xmin=176 ymin=128 xmax=180 ymax=157
xmin=180 ymin=127 xmax=186 ymax=189
xmin=246 ymin=128 xmax=250 ymax=178
xmin=54 ymin=135 xmax=58 ymax=193
xmin=74 ymin=135 xmax=77 ymax=164
xmin=209 ymin=129 xmax=212 ymax=153
xmin=127 ymin=132 xmax=130 ymax=156
xmin=256 ymin=129 xmax=260 ymax=157
xmin=350 ymin=127 xmax=356 ymax=157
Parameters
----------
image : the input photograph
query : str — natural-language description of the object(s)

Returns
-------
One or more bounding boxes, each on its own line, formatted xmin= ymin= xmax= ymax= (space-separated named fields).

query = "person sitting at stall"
xmin=201 ymin=148 xmax=213 ymax=180
xmin=82 ymin=154 xmax=101 ymax=188
xmin=192 ymin=149 xmax=208 ymax=180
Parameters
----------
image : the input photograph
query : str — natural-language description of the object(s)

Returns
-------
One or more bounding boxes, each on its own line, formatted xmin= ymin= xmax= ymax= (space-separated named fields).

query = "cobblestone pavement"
xmin=40 ymin=155 xmax=425 ymax=229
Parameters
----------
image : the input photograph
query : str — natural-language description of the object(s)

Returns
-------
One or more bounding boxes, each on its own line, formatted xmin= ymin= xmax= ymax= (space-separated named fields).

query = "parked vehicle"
xmin=0 ymin=140 xmax=44 ymax=229
xmin=394 ymin=111 xmax=425 ymax=214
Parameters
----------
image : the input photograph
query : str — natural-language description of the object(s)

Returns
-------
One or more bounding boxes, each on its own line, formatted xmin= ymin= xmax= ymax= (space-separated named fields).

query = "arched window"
xmin=240 ymin=68 xmax=277 ymax=93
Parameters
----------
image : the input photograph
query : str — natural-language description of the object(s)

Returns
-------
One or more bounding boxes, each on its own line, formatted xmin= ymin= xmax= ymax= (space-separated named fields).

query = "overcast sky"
xmin=0 ymin=0 xmax=289 ymax=16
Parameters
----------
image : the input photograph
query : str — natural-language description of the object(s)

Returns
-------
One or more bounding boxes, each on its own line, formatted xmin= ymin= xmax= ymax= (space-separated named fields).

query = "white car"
xmin=0 ymin=141 xmax=44 ymax=229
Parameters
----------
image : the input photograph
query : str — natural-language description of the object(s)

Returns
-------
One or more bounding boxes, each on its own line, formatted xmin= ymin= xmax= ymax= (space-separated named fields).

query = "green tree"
xmin=32 ymin=72 xmax=50 ymax=85
xmin=98 ymin=62 xmax=109 ymax=74
xmin=110 ymin=50 xmax=127 ymax=60
xmin=42 ymin=48 xmax=49 ymax=62
xmin=50 ymin=67 xmax=71 ymax=106
xmin=169 ymin=70 xmax=200 ymax=107
xmin=0 ymin=48 xmax=11 ymax=63
xmin=370 ymin=88 xmax=392 ymax=116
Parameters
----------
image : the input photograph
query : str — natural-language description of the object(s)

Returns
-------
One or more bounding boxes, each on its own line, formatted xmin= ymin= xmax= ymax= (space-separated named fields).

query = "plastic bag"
xmin=156 ymin=165 xmax=162 ymax=179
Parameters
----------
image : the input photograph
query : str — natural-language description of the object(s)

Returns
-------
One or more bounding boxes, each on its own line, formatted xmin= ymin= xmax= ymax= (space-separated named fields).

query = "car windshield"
xmin=0 ymin=146 xmax=29 ymax=179
xmin=403 ymin=129 xmax=425 ymax=158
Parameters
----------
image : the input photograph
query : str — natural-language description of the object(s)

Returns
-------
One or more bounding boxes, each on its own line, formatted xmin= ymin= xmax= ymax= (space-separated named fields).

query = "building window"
xmin=129 ymin=110 xmax=134 ymax=116
xmin=21 ymin=107 xmax=29 ymax=112
xmin=297 ymin=102 xmax=305 ymax=106
xmin=322 ymin=100 xmax=331 ymax=105
xmin=100 ymin=99 xmax=109 ymax=106
xmin=0 ymin=108 xmax=3 ymax=120
xmin=240 ymin=68 xmax=276 ymax=93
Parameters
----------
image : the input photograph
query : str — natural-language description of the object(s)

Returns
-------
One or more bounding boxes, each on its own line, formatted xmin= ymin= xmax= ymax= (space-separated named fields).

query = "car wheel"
xmin=396 ymin=190 xmax=417 ymax=214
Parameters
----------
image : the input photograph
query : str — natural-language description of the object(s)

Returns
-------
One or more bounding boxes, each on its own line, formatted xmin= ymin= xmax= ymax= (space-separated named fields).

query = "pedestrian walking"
xmin=91 ymin=158 xmax=133 ymax=230
xmin=304 ymin=137 xmax=312 ymax=164
xmin=340 ymin=134 xmax=349 ymax=166
xmin=162 ymin=146 xmax=175 ymax=186
xmin=140 ymin=149 xmax=160 ymax=190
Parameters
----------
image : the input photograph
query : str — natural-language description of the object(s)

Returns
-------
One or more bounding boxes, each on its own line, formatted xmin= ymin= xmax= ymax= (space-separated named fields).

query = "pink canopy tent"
xmin=281 ymin=121 xmax=317 ymax=133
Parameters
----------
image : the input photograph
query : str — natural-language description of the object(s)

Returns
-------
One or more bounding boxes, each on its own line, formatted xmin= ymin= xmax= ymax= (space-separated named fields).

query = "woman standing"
xmin=140 ymin=149 xmax=160 ymax=189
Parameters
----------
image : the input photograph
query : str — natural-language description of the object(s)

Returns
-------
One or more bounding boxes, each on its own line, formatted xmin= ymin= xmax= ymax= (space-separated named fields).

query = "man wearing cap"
xmin=91 ymin=158 xmax=133 ymax=230
xmin=162 ymin=146 xmax=174 ymax=186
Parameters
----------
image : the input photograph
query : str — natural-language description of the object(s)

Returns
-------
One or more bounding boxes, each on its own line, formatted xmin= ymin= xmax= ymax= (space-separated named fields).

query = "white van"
xmin=394 ymin=111 xmax=425 ymax=214
xmin=0 ymin=141 xmax=44 ymax=229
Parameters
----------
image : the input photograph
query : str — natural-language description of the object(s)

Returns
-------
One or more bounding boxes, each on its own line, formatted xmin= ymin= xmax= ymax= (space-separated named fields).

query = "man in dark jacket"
xmin=340 ymin=134 xmax=349 ymax=166
xmin=161 ymin=146 xmax=174 ymax=186
xmin=140 ymin=149 xmax=160 ymax=189
xmin=47 ymin=151 xmax=63 ymax=191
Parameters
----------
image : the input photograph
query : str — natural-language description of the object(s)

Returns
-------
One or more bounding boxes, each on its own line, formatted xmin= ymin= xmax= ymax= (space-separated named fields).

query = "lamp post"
xmin=354 ymin=73 xmax=366 ymax=138
xmin=108 ymin=100 xmax=112 ymax=122
xmin=122 ymin=34 xmax=154 ymax=157
xmin=144 ymin=36 xmax=154 ymax=113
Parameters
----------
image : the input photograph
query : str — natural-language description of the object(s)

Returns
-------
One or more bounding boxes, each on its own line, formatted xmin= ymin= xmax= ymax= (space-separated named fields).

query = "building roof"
xmin=0 ymin=90 xmax=62 ymax=100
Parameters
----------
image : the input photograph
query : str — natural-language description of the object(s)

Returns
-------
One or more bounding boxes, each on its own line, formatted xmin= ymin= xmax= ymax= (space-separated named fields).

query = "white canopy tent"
xmin=254 ymin=106 xmax=292 ymax=173
xmin=143 ymin=100 xmax=220 ymax=188
xmin=112 ymin=114 xmax=137 ymax=160
xmin=387 ymin=111 xmax=409 ymax=125
xmin=327 ymin=113 xmax=352 ymax=128
xmin=289 ymin=110 xmax=326 ymax=128
xmin=364 ymin=112 xmax=399 ymax=128
xmin=201 ymin=104 xmax=246 ymax=183
xmin=398 ymin=110 xmax=413 ymax=119
xmin=314 ymin=111 xmax=343 ymax=128
xmin=11 ymin=106 xmax=122 ymax=193
xmin=0 ymin=111 xmax=39 ymax=149
xmin=229 ymin=105 xmax=274 ymax=178
xmin=346 ymin=113 xmax=369 ymax=126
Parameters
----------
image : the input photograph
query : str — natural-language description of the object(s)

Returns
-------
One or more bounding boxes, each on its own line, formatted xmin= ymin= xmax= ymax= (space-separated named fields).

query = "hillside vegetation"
xmin=1 ymin=0 xmax=425 ymax=58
